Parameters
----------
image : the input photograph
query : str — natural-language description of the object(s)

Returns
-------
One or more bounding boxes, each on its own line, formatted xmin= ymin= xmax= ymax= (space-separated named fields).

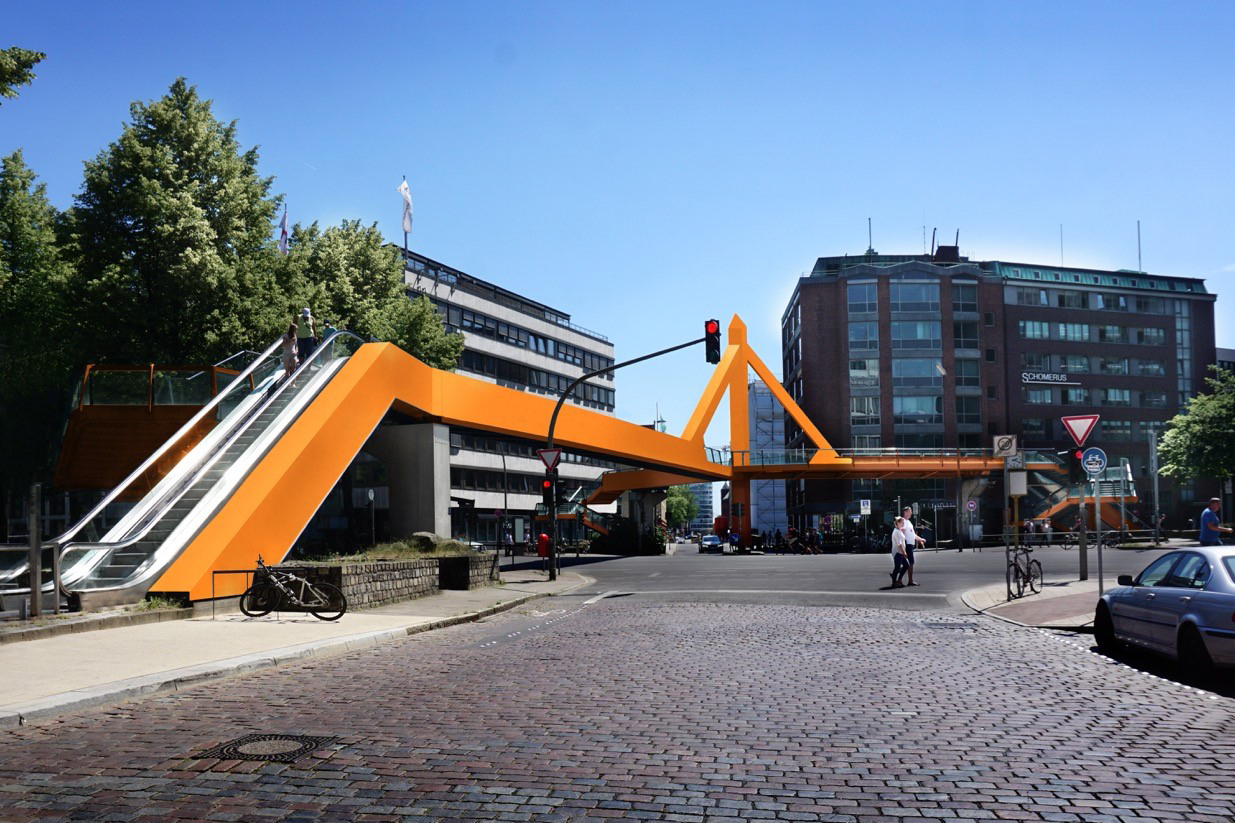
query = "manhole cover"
xmin=195 ymin=734 xmax=337 ymax=763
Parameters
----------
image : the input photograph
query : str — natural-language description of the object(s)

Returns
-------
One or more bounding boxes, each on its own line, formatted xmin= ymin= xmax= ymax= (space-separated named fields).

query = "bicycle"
xmin=239 ymin=555 xmax=347 ymax=621
xmin=1006 ymin=546 xmax=1043 ymax=598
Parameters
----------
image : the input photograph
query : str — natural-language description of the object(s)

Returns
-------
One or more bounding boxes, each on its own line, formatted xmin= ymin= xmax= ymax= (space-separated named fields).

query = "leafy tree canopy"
xmin=67 ymin=78 xmax=284 ymax=363
xmin=665 ymin=484 xmax=700 ymax=530
xmin=1158 ymin=367 xmax=1235 ymax=482
xmin=0 ymin=47 xmax=44 ymax=105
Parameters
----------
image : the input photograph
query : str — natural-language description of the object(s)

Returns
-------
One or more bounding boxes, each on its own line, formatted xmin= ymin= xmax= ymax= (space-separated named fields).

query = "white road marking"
xmin=583 ymin=590 xmax=621 ymax=604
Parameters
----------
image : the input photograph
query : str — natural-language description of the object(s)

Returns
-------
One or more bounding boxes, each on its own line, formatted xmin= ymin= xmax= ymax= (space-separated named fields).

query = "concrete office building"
xmin=1218 ymin=347 xmax=1235 ymax=374
xmin=687 ymin=482 xmax=715 ymax=534
xmin=749 ymin=382 xmax=787 ymax=537
xmin=781 ymin=247 xmax=1218 ymax=535
xmin=402 ymin=250 xmax=618 ymax=544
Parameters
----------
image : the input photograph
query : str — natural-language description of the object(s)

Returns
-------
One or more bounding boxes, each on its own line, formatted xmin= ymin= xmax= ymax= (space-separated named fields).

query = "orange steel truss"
xmin=150 ymin=316 xmax=1003 ymax=600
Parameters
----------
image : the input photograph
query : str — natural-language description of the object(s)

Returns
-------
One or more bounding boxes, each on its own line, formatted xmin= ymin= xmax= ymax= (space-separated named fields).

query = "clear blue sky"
xmin=5 ymin=1 xmax=1234 ymax=447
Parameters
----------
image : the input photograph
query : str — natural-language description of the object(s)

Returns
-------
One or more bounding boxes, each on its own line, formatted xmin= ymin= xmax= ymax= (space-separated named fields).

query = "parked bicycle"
xmin=1006 ymin=546 xmax=1043 ymax=598
xmin=239 ymin=555 xmax=347 ymax=621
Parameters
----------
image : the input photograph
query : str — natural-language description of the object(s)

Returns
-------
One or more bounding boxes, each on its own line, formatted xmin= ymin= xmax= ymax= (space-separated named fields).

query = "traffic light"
xmin=704 ymin=319 xmax=721 ymax=364
xmin=541 ymin=470 xmax=555 ymax=513
xmin=1057 ymin=449 xmax=1086 ymax=484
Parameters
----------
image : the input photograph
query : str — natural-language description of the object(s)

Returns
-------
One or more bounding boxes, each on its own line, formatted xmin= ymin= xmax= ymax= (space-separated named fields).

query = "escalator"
xmin=2 ymin=333 xmax=362 ymax=610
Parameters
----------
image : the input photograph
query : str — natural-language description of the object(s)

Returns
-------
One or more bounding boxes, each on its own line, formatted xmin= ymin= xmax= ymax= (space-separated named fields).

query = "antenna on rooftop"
xmin=865 ymin=218 xmax=876 ymax=255
xmin=954 ymin=229 xmax=959 ymax=248
xmin=930 ymin=228 xmax=937 ymax=256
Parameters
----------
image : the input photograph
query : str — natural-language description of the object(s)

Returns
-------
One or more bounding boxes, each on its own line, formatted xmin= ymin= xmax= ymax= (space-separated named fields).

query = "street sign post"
xmin=860 ymin=499 xmax=871 ymax=515
xmin=1062 ymin=415 xmax=1100 ymax=448
xmin=993 ymin=435 xmax=1017 ymax=458
xmin=965 ymin=499 xmax=977 ymax=512
xmin=536 ymin=448 xmax=562 ymax=470
xmin=1082 ymin=447 xmax=1108 ymax=477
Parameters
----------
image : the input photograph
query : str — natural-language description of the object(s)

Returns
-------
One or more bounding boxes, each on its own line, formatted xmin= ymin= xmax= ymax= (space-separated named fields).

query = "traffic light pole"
xmin=545 ymin=334 xmax=708 ymax=580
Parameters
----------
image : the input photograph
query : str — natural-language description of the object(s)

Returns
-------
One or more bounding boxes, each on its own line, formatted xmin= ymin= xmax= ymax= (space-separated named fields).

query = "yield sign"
xmin=1061 ymin=414 xmax=1100 ymax=447
xmin=536 ymin=448 xmax=562 ymax=470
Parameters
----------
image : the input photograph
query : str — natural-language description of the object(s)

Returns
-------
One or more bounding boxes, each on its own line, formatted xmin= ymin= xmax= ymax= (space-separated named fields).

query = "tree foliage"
xmin=0 ymin=47 xmax=44 ymax=105
xmin=1158 ymin=367 xmax=1235 ymax=481
xmin=0 ymin=151 xmax=75 ymax=496
xmin=665 ymin=485 xmax=700 ymax=530
xmin=67 ymin=78 xmax=285 ymax=363
xmin=274 ymin=219 xmax=463 ymax=370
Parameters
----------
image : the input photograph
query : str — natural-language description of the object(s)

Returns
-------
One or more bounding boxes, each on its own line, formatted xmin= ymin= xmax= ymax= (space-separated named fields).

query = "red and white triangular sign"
xmin=536 ymin=448 xmax=562 ymax=470
xmin=1061 ymin=414 xmax=1100 ymax=447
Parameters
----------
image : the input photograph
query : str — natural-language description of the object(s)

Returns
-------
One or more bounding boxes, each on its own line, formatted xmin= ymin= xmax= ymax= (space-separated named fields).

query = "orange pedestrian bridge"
xmin=5 ymin=317 xmax=1008 ymax=609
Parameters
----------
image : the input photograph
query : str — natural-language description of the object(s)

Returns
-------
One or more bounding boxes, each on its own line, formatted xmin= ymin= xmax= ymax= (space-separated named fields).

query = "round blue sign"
xmin=1082 ymin=447 xmax=1107 ymax=476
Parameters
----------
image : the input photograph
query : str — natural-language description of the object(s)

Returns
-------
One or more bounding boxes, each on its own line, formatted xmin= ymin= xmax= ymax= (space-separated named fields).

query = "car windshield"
xmin=1223 ymin=556 xmax=1235 ymax=585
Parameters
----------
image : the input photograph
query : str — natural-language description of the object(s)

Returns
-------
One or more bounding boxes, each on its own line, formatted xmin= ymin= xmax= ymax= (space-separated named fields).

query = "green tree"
xmin=0 ymin=151 xmax=75 ymax=520
xmin=1158 ymin=366 xmax=1235 ymax=482
xmin=665 ymin=485 xmax=700 ymax=530
xmin=66 ymin=78 xmax=285 ymax=364
xmin=278 ymin=219 xmax=463 ymax=369
xmin=0 ymin=47 xmax=45 ymax=105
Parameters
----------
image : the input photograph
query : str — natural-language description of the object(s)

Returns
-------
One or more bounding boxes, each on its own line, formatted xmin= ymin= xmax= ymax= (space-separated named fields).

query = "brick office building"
xmin=781 ymin=248 xmax=1217 ymax=537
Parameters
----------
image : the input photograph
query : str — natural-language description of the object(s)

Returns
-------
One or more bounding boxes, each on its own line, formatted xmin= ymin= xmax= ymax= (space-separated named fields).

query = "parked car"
xmin=699 ymin=535 xmax=722 ymax=554
xmin=1095 ymin=546 xmax=1235 ymax=673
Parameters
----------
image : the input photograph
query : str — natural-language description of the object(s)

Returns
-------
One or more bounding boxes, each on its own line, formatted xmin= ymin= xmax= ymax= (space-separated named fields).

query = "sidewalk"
xmin=0 ymin=569 xmax=589 ymax=729
xmin=962 ymin=576 xmax=1118 ymax=630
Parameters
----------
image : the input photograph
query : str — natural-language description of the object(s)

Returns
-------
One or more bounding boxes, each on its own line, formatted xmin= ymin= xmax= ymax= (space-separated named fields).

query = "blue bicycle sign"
xmin=1082 ymin=447 xmax=1107 ymax=477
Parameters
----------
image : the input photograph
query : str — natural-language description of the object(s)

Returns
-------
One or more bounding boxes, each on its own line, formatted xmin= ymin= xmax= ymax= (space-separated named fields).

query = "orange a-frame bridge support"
xmin=150 ymin=315 xmax=1003 ymax=601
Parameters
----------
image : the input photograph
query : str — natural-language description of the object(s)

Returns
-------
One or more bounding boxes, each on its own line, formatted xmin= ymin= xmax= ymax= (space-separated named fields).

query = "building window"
xmin=1102 ymin=388 xmax=1131 ymax=406
xmin=848 ymin=359 xmax=879 ymax=388
xmin=1094 ymin=293 xmax=1128 ymax=311
xmin=1018 ymin=320 xmax=1051 ymax=340
xmin=848 ymin=321 xmax=879 ymax=352
xmin=1021 ymin=353 xmax=1048 ymax=370
xmin=1100 ymin=420 xmax=1133 ymax=441
xmin=1016 ymin=286 xmax=1048 ymax=306
xmin=895 ymin=433 xmax=943 ymax=450
xmin=956 ymin=358 xmax=980 ymax=387
xmin=984 ymin=312 xmax=995 ymax=327
xmin=986 ymin=384 xmax=997 ymax=399
xmin=1138 ymin=359 xmax=1167 ymax=376
xmin=892 ymin=395 xmax=943 ymax=425
xmin=959 ymin=432 xmax=984 ymax=450
xmin=891 ymin=358 xmax=942 ymax=388
xmin=1098 ymin=325 xmax=1124 ymax=343
xmin=953 ymin=321 xmax=979 ymax=349
xmin=1141 ymin=390 xmax=1168 ymax=408
xmin=1136 ymin=296 xmax=1166 ymax=314
xmin=853 ymin=434 xmax=881 ymax=452
xmin=890 ymin=321 xmax=941 ymax=350
xmin=1021 ymin=418 xmax=1047 ymax=438
xmin=1022 ymin=388 xmax=1053 ymax=404
xmin=850 ymin=396 xmax=880 ymax=426
xmin=1099 ymin=357 xmax=1129 ymax=375
xmin=1061 ymin=387 xmax=1090 ymax=405
xmin=985 ymin=348 xmax=997 ymax=363
xmin=1136 ymin=326 xmax=1167 ymax=346
xmin=1056 ymin=290 xmax=1086 ymax=309
xmin=1058 ymin=322 xmax=1090 ymax=342
xmin=957 ymin=396 xmax=981 ymax=424
xmin=889 ymin=282 xmax=940 ymax=312
xmin=952 ymin=283 xmax=978 ymax=313
xmin=1060 ymin=355 xmax=1089 ymax=373
xmin=847 ymin=282 xmax=878 ymax=314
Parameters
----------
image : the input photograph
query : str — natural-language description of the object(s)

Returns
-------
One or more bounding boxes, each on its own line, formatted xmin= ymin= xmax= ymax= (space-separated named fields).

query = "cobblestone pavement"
xmin=2 ymin=600 xmax=1234 ymax=821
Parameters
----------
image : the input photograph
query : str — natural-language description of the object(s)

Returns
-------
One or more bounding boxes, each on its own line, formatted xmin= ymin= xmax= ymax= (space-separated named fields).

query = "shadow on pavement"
xmin=1085 ymin=641 xmax=1235 ymax=699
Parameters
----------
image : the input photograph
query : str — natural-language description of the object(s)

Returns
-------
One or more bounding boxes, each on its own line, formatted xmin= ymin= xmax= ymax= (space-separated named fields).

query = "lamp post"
xmin=499 ymin=445 xmax=509 ymax=567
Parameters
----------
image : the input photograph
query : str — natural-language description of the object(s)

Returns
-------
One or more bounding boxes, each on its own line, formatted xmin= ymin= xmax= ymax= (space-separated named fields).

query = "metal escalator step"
xmin=98 ymin=566 xmax=138 ymax=579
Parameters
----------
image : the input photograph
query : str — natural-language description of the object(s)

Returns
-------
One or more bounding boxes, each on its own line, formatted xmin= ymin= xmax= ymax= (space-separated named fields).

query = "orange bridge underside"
xmin=153 ymin=317 xmax=1003 ymax=600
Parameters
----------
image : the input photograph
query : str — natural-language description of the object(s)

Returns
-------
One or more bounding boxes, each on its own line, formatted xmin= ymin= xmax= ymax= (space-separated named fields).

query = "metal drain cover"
xmin=195 ymin=734 xmax=337 ymax=763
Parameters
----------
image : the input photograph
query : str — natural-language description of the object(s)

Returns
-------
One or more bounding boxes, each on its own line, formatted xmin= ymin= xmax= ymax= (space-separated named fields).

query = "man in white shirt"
xmin=901 ymin=506 xmax=926 ymax=586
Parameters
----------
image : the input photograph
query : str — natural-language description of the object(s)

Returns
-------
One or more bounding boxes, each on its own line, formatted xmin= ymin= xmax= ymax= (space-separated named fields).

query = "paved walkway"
xmin=0 ymin=569 xmax=588 ymax=728
xmin=963 ymin=576 xmax=1120 ymax=629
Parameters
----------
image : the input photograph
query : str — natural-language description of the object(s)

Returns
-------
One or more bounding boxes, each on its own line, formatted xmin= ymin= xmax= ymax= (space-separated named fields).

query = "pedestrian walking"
xmin=297 ymin=307 xmax=317 ymax=361
xmin=280 ymin=322 xmax=298 ymax=377
xmin=901 ymin=506 xmax=926 ymax=586
xmin=1199 ymin=498 xmax=1232 ymax=546
xmin=890 ymin=516 xmax=909 ymax=588
xmin=1044 ymin=519 xmax=1053 ymax=546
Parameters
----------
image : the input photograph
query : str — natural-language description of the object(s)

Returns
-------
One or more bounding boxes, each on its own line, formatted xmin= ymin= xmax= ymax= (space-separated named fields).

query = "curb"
xmin=960 ymin=586 xmax=1095 ymax=633
xmin=0 ymin=574 xmax=592 ymax=730
xmin=0 ymin=608 xmax=194 ymax=646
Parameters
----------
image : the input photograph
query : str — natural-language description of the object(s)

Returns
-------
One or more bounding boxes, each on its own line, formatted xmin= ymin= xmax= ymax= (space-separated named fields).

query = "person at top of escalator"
xmin=297 ymin=307 xmax=317 ymax=361
xmin=281 ymin=322 xmax=298 ymax=377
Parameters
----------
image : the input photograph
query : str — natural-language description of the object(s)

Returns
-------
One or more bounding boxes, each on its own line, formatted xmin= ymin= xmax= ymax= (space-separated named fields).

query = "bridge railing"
xmin=727 ymin=447 xmax=999 ymax=467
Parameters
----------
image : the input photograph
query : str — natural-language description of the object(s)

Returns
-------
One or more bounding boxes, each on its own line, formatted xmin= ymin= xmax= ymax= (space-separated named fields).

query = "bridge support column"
xmin=364 ymin=423 xmax=451 ymax=539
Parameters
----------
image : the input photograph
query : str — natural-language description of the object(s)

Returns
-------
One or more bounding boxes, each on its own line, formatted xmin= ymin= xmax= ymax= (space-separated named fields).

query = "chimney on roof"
xmin=933 ymin=245 xmax=960 ymax=263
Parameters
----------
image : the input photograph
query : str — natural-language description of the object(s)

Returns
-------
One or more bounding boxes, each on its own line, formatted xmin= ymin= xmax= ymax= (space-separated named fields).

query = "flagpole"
xmin=402 ymin=175 xmax=408 ymax=261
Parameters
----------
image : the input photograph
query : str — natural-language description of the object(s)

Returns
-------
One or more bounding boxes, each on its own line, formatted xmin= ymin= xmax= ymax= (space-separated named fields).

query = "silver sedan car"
xmin=1095 ymin=546 xmax=1235 ymax=672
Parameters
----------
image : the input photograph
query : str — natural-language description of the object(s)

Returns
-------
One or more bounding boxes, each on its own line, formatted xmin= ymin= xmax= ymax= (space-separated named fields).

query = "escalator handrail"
xmin=57 ymin=331 xmax=367 ymax=591
xmin=45 ymin=336 xmax=286 ymax=550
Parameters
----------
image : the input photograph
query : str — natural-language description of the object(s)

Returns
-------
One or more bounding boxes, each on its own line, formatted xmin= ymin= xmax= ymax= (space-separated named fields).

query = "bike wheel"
xmin=1006 ymin=563 xmax=1023 ymax=598
xmin=239 ymin=583 xmax=277 ymax=617
xmin=308 ymin=582 xmax=347 ymax=621
xmin=1027 ymin=559 xmax=1043 ymax=594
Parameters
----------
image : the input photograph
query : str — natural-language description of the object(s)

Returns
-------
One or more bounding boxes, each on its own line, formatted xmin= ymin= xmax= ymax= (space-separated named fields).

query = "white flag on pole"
xmin=398 ymin=179 xmax=413 ymax=233
xmin=277 ymin=206 xmax=289 ymax=255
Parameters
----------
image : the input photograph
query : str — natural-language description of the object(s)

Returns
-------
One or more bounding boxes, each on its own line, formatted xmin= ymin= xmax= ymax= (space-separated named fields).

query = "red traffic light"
xmin=705 ymin=319 xmax=719 ymax=334
xmin=541 ymin=479 xmax=552 ymax=489
xmin=1074 ymin=450 xmax=1083 ymax=459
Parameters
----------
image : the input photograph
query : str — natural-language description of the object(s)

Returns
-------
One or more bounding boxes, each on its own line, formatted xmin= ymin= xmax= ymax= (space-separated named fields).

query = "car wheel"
xmin=1178 ymin=623 xmax=1215 ymax=680
xmin=1094 ymin=604 xmax=1120 ymax=655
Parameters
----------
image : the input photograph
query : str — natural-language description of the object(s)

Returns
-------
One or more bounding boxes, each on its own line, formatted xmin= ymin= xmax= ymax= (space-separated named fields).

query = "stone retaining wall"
xmin=438 ymin=553 xmax=500 ymax=590
xmin=273 ymin=555 xmax=495 ymax=611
